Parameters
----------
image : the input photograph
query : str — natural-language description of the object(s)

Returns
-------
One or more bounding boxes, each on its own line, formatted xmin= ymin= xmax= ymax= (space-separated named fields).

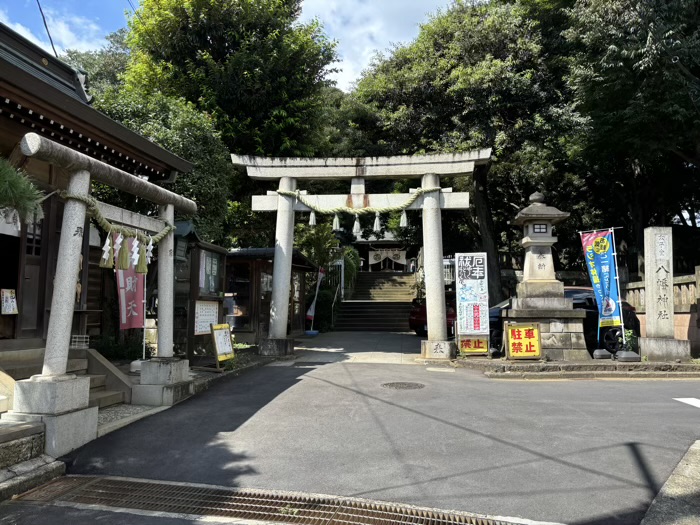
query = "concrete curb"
xmin=451 ymin=359 xmax=700 ymax=379
xmin=641 ymin=440 xmax=700 ymax=525
xmin=97 ymin=406 xmax=170 ymax=438
xmin=0 ymin=456 xmax=64 ymax=501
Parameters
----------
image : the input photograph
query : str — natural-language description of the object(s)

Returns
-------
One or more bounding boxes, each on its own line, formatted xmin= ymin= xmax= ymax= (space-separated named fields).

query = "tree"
xmin=94 ymin=88 xmax=235 ymax=243
xmin=125 ymin=0 xmax=338 ymax=157
xmin=353 ymin=1 xmax=587 ymax=301
xmin=566 ymin=0 xmax=700 ymax=266
xmin=62 ymin=29 xmax=130 ymax=95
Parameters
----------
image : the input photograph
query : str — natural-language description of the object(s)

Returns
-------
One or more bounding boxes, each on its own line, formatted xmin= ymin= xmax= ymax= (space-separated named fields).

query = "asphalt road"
xmin=3 ymin=360 xmax=700 ymax=525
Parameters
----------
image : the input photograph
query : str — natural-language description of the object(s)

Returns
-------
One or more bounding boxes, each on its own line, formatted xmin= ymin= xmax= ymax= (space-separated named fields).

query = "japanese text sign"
xmin=580 ymin=229 xmax=622 ymax=328
xmin=455 ymin=252 xmax=489 ymax=337
xmin=211 ymin=324 xmax=235 ymax=363
xmin=1 ymin=289 xmax=17 ymax=315
xmin=459 ymin=337 xmax=489 ymax=355
xmin=506 ymin=322 xmax=541 ymax=359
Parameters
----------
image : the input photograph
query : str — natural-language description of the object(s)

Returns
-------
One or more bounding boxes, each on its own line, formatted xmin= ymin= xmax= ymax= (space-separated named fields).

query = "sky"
xmin=0 ymin=0 xmax=452 ymax=92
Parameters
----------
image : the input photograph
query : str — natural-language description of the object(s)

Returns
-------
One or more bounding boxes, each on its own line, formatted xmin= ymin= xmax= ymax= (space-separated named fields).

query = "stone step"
xmin=336 ymin=312 xmax=411 ymax=320
xmin=88 ymin=390 xmax=124 ymax=409
xmin=86 ymin=374 xmax=106 ymax=389
xmin=1 ymin=358 xmax=89 ymax=381
xmin=340 ymin=304 xmax=412 ymax=309
xmin=0 ymin=454 xmax=65 ymax=501
xmin=335 ymin=318 xmax=411 ymax=325
xmin=332 ymin=326 xmax=410 ymax=332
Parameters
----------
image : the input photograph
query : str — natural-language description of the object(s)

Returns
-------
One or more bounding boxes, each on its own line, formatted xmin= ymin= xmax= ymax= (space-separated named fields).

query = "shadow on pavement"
xmin=62 ymin=364 xmax=317 ymax=487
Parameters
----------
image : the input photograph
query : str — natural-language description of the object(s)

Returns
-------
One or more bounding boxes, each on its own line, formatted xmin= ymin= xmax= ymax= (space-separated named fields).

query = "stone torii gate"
xmin=232 ymin=151 xmax=491 ymax=359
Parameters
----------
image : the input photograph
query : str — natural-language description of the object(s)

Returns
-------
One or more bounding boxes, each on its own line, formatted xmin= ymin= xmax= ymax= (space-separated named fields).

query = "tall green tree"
xmin=566 ymin=0 xmax=700 ymax=264
xmin=353 ymin=0 xmax=588 ymax=301
xmin=62 ymin=29 xmax=130 ymax=95
xmin=125 ymin=0 xmax=338 ymax=157
xmin=93 ymin=89 xmax=235 ymax=243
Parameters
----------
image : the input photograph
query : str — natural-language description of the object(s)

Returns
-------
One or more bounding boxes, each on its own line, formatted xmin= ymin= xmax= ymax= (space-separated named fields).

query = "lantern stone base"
xmin=639 ymin=337 xmax=691 ymax=362
xmin=421 ymin=340 xmax=456 ymax=360
xmin=505 ymin=309 xmax=590 ymax=361
xmin=260 ymin=338 xmax=295 ymax=356
xmin=516 ymin=280 xmax=565 ymax=298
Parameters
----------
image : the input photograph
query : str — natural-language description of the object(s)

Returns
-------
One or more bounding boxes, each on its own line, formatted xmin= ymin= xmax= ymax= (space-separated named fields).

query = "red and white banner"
xmin=115 ymin=235 xmax=145 ymax=330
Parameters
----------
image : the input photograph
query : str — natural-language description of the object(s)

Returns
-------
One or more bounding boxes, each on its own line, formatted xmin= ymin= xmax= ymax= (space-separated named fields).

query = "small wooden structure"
xmin=225 ymin=248 xmax=316 ymax=345
xmin=172 ymin=222 xmax=228 ymax=361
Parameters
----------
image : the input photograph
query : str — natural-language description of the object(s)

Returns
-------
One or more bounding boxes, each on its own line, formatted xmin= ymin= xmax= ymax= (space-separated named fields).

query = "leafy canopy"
xmin=126 ymin=0 xmax=338 ymax=157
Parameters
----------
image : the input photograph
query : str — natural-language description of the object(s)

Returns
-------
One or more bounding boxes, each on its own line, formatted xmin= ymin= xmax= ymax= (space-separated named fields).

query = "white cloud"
xmin=0 ymin=6 xmax=106 ymax=56
xmin=300 ymin=0 xmax=451 ymax=91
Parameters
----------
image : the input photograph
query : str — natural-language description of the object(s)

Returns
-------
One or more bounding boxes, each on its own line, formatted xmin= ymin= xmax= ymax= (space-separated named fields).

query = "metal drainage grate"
xmin=381 ymin=382 xmax=425 ymax=390
xmin=19 ymin=476 xmax=520 ymax=525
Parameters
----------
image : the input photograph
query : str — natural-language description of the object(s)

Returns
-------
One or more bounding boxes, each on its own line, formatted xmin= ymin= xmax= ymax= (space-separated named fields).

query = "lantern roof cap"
xmin=513 ymin=191 xmax=569 ymax=226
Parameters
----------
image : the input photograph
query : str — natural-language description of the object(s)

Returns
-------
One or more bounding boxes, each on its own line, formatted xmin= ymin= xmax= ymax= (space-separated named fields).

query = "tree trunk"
xmin=472 ymin=165 xmax=505 ymax=304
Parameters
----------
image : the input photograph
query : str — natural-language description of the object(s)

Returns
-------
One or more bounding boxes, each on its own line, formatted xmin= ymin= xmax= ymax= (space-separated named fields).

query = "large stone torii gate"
xmin=233 ymin=151 xmax=491 ymax=359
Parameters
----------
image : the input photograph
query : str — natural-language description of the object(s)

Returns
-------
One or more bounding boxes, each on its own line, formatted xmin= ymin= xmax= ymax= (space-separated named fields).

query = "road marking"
xmin=426 ymin=367 xmax=455 ymax=373
xmin=674 ymin=398 xmax=700 ymax=408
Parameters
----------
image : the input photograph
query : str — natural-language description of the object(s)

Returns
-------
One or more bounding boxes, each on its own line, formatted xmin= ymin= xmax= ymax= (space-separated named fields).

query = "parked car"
xmin=409 ymin=292 xmax=456 ymax=337
xmin=489 ymin=286 xmax=640 ymax=353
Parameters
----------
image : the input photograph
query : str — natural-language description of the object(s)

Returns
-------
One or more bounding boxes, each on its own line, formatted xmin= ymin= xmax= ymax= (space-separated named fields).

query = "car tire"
xmin=602 ymin=327 xmax=623 ymax=353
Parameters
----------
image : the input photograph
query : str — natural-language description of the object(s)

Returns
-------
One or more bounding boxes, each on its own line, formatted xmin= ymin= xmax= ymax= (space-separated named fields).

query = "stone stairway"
xmin=334 ymin=272 xmax=416 ymax=332
xmin=0 ymin=347 xmax=124 ymax=411
xmin=351 ymin=272 xmax=416 ymax=301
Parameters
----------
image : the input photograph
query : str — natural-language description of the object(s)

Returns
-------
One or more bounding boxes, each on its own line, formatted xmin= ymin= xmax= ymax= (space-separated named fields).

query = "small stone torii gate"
xmin=232 ymin=151 xmax=491 ymax=359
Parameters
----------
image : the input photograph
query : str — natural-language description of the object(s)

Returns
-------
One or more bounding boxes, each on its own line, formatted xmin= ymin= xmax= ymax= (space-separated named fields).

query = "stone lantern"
xmin=512 ymin=191 xmax=569 ymax=308
xmin=506 ymin=192 xmax=590 ymax=360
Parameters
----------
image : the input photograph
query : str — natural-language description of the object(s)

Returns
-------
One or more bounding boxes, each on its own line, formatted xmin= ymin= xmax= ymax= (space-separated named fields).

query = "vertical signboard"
xmin=455 ymin=252 xmax=489 ymax=354
xmin=580 ymin=229 xmax=622 ymax=329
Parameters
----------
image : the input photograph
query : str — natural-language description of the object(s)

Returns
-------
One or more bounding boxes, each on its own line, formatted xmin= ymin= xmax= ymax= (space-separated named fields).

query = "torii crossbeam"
xmin=232 ymin=150 xmax=491 ymax=359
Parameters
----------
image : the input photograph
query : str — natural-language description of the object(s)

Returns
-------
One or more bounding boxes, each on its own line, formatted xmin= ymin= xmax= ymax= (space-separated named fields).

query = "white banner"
xmin=455 ymin=252 xmax=489 ymax=336
xmin=369 ymin=250 xmax=407 ymax=266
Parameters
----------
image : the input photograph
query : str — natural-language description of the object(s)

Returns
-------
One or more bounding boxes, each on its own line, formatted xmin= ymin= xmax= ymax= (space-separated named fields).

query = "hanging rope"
xmin=58 ymin=191 xmax=175 ymax=244
xmin=275 ymin=186 xmax=442 ymax=216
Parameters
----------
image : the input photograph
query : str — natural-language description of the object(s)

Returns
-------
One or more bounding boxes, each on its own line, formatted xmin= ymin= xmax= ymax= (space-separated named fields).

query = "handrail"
xmin=331 ymin=282 xmax=341 ymax=326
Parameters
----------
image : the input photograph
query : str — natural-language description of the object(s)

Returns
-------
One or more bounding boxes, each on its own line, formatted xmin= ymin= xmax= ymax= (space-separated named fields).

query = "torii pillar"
xmin=3 ymin=134 xmax=196 ymax=456
xmin=232 ymin=150 xmax=491 ymax=359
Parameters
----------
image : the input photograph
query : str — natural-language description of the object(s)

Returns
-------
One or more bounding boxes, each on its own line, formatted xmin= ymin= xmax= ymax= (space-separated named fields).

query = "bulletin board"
xmin=194 ymin=300 xmax=219 ymax=335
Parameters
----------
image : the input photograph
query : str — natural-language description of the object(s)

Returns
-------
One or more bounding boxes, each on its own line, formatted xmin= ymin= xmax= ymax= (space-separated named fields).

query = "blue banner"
xmin=580 ymin=230 xmax=622 ymax=328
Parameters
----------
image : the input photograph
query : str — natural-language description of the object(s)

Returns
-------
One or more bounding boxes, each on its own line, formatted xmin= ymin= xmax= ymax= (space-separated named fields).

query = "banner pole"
xmin=610 ymin=227 xmax=626 ymax=346
xmin=142 ymin=273 xmax=147 ymax=360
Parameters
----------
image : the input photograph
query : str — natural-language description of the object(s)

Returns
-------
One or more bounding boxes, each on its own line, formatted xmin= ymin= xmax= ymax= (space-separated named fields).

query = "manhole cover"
xmin=381 ymin=382 xmax=425 ymax=390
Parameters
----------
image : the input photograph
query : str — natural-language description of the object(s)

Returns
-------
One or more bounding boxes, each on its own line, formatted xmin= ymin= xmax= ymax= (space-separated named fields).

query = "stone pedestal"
xmin=1 ymin=375 xmax=97 ymax=457
xmin=639 ymin=227 xmax=691 ymax=360
xmin=421 ymin=340 xmax=455 ymax=360
xmin=140 ymin=358 xmax=189 ymax=385
xmin=131 ymin=358 xmax=192 ymax=407
xmin=505 ymin=309 xmax=589 ymax=360
xmin=260 ymin=338 xmax=295 ymax=357
xmin=639 ymin=337 xmax=692 ymax=362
